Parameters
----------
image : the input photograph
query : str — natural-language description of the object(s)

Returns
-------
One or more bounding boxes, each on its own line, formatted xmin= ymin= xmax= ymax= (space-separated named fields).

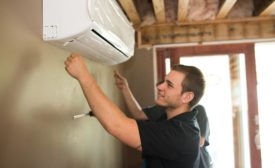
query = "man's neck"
xmin=166 ymin=106 xmax=190 ymax=119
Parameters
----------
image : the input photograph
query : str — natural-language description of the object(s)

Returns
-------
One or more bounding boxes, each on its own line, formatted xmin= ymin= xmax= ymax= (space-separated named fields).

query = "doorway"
xmin=155 ymin=44 xmax=261 ymax=168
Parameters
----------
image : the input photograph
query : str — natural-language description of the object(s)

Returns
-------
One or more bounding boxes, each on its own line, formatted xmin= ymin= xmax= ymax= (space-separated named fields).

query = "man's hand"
xmin=65 ymin=53 xmax=90 ymax=81
xmin=114 ymin=71 xmax=129 ymax=90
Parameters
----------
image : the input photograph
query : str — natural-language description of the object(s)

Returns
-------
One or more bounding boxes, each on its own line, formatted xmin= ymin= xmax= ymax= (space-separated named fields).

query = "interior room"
xmin=0 ymin=0 xmax=274 ymax=168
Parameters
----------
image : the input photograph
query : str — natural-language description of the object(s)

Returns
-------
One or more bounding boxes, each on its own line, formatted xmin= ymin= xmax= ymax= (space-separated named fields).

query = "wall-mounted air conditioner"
xmin=43 ymin=0 xmax=135 ymax=65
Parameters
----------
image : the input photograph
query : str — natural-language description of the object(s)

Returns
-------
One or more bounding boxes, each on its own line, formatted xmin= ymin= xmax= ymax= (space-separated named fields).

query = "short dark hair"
xmin=172 ymin=64 xmax=205 ymax=108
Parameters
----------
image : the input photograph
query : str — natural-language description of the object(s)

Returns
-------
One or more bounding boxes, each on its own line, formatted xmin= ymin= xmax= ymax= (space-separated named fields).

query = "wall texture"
xmin=121 ymin=48 xmax=155 ymax=108
xmin=120 ymin=48 xmax=155 ymax=168
xmin=0 ymin=0 xmax=126 ymax=168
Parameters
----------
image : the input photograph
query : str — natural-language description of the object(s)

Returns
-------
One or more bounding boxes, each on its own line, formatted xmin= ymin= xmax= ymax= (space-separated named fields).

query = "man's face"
xmin=155 ymin=70 xmax=185 ymax=108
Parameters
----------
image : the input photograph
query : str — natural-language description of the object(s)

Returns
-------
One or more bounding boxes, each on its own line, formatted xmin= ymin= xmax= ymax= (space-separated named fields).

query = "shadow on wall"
xmin=2 ymin=0 xmax=42 ymax=37
xmin=0 ymin=51 xmax=41 ymax=130
xmin=0 ymin=51 xmax=37 ymax=164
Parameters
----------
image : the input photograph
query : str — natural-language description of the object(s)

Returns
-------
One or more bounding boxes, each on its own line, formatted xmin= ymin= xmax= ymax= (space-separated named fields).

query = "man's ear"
xmin=181 ymin=92 xmax=194 ymax=104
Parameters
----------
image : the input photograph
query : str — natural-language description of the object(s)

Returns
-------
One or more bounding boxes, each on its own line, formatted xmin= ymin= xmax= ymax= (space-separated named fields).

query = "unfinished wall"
xmin=0 ymin=0 xmax=126 ymax=168
xmin=121 ymin=48 xmax=155 ymax=108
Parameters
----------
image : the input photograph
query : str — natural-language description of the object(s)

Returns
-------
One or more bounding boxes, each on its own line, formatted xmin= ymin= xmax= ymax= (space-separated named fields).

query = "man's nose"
xmin=157 ymin=82 xmax=165 ymax=90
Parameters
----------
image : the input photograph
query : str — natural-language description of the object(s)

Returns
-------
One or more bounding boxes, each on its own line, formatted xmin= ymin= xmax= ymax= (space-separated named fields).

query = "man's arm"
xmin=195 ymin=105 xmax=209 ymax=147
xmin=199 ymin=137 xmax=206 ymax=147
xmin=114 ymin=71 xmax=148 ymax=120
xmin=65 ymin=54 xmax=142 ymax=151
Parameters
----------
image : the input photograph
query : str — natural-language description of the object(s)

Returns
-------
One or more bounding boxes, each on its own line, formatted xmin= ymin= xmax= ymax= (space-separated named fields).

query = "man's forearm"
xmin=121 ymin=87 xmax=147 ymax=120
xmin=79 ymin=74 xmax=127 ymax=131
xmin=78 ymin=74 xmax=141 ymax=149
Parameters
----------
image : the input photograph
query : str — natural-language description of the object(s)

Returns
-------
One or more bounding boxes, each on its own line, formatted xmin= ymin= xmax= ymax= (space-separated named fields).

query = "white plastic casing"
xmin=43 ymin=0 xmax=135 ymax=65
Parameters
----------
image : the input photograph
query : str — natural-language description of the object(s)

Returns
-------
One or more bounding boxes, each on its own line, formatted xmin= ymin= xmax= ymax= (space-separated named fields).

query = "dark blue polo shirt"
xmin=136 ymin=106 xmax=200 ymax=168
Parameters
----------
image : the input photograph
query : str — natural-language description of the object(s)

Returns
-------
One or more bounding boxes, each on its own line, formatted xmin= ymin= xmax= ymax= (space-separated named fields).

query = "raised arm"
xmin=65 ymin=54 xmax=142 ymax=151
xmin=114 ymin=71 xmax=148 ymax=120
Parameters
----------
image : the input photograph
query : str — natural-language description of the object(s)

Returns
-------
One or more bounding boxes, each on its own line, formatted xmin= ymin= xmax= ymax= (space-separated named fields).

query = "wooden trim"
xmin=156 ymin=49 xmax=167 ymax=82
xmin=138 ymin=16 xmax=275 ymax=27
xmin=137 ymin=31 xmax=152 ymax=48
xmin=170 ymin=49 xmax=180 ymax=66
xmin=244 ymin=44 xmax=262 ymax=168
xmin=138 ymin=17 xmax=275 ymax=47
xmin=164 ymin=43 xmax=251 ymax=55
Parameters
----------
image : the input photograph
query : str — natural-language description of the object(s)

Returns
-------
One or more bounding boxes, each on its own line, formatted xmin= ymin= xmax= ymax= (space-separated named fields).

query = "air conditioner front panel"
xmin=64 ymin=30 xmax=128 ymax=65
xmin=43 ymin=0 xmax=91 ymax=40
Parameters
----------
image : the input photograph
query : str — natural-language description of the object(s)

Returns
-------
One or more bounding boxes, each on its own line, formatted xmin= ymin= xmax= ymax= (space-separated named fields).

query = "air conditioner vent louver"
xmin=91 ymin=29 xmax=128 ymax=58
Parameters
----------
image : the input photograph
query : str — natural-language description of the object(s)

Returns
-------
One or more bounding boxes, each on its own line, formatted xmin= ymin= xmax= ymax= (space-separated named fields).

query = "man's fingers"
xmin=114 ymin=70 xmax=119 ymax=77
xmin=68 ymin=53 xmax=81 ymax=62
xmin=64 ymin=59 xmax=70 ymax=66
xmin=67 ymin=55 xmax=73 ymax=61
xmin=114 ymin=70 xmax=123 ymax=79
xmin=70 ymin=53 xmax=78 ymax=58
xmin=64 ymin=54 xmax=78 ymax=70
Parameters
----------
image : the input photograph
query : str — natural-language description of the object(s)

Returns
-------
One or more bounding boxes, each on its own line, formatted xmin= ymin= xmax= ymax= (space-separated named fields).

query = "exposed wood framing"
xmin=177 ymin=0 xmax=190 ymax=22
xmin=117 ymin=0 xmax=141 ymax=25
xmin=217 ymin=0 xmax=237 ymax=19
xmin=137 ymin=17 xmax=275 ymax=48
xmin=152 ymin=0 xmax=166 ymax=23
xmin=259 ymin=0 xmax=275 ymax=16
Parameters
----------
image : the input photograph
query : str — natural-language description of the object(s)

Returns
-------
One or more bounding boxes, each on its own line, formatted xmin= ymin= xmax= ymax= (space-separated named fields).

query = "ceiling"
xmin=116 ymin=0 xmax=275 ymax=48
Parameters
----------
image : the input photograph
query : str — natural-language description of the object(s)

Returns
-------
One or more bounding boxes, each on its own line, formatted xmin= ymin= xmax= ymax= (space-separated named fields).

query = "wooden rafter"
xmin=177 ymin=0 xmax=190 ymax=22
xmin=259 ymin=0 xmax=275 ymax=16
xmin=152 ymin=0 xmax=166 ymax=23
xmin=137 ymin=16 xmax=275 ymax=48
xmin=217 ymin=0 xmax=237 ymax=19
xmin=117 ymin=0 xmax=141 ymax=25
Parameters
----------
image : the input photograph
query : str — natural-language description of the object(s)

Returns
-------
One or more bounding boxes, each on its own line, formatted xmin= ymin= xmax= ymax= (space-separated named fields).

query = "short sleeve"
xmin=136 ymin=120 xmax=199 ymax=160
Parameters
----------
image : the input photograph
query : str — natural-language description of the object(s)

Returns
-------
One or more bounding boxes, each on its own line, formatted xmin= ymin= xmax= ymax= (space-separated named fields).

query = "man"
xmin=65 ymin=53 xmax=205 ymax=168
xmin=114 ymin=72 xmax=212 ymax=168
xmin=195 ymin=105 xmax=213 ymax=168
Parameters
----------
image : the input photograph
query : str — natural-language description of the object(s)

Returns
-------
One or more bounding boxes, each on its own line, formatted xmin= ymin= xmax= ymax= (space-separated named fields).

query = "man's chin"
xmin=155 ymin=99 xmax=166 ymax=107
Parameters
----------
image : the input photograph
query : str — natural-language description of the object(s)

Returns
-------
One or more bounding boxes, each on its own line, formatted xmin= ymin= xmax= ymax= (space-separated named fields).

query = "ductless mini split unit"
xmin=43 ymin=0 xmax=135 ymax=65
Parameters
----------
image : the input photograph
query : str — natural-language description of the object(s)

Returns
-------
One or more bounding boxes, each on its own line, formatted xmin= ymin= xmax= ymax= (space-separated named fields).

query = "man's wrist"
xmin=78 ymin=73 xmax=96 ymax=86
xmin=121 ymin=86 xmax=130 ymax=94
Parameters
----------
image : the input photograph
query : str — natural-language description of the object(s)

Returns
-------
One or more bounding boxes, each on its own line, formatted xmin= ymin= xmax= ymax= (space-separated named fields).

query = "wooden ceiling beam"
xmin=259 ymin=0 xmax=275 ymax=16
xmin=137 ymin=16 xmax=275 ymax=48
xmin=117 ymin=0 xmax=141 ymax=25
xmin=177 ymin=0 xmax=190 ymax=22
xmin=152 ymin=0 xmax=166 ymax=23
xmin=217 ymin=0 xmax=237 ymax=19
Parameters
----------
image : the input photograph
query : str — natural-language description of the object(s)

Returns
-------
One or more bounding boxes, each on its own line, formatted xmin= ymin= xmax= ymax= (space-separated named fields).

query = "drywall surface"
xmin=122 ymin=48 xmax=155 ymax=108
xmin=0 ymin=0 xmax=125 ymax=168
